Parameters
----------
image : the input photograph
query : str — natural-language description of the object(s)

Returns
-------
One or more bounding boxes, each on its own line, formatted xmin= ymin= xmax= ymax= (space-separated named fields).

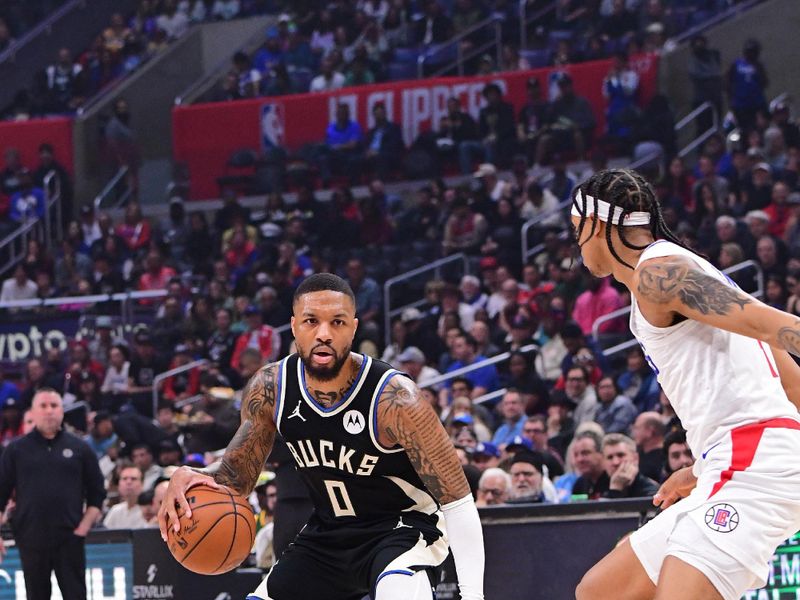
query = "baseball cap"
xmin=174 ymin=343 xmax=191 ymax=355
xmin=473 ymin=442 xmax=500 ymax=458
xmin=397 ymin=346 xmax=425 ymax=364
xmin=95 ymin=315 xmax=113 ymax=329
xmin=506 ymin=436 xmax=533 ymax=452
xmin=277 ymin=13 xmax=291 ymax=23
xmin=753 ymin=162 xmax=772 ymax=174
xmin=401 ymin=307 xmax=423 ymax=323
xmin=244 ymin=304 xmax=260 ymax=316
xmin=184 ymin=453 xmax=206 ymax=467
xmin=452 ymin=413 xmax=474 ymax=426
xmin=479 ymin=256 xmax=498 ymax=270
xmin=511 ymin=451 xmax=544 ymax=473
xmin=745 ymin=210 xmax=770 ymax=223
xmin=158 ymin=439 xmax=182 ymax=454
xmin=134 ymin=331 xmax=152 ymax=345
xmin=473 ymin=163 xmax=497 ymax=178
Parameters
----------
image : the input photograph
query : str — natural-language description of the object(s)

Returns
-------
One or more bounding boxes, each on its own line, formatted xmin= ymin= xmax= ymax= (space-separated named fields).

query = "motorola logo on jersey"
xmin=705 ymin=503 xmax=740 ymax=533
xmin=285 ymin=439 xmax=378 ymax=476
xmin=343 ymin=410 xmax=365 ymax=434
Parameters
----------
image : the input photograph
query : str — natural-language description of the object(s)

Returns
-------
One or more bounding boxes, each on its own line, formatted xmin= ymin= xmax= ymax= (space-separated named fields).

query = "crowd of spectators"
xmin=211 ymin=0 xmax=741 ymax=102
xmin=3 ymin=0 xmax=283 ymax=120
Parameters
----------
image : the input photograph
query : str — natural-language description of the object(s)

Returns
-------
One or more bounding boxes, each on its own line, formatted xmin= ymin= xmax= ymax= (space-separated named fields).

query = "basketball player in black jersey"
xmin=158 ymin=274 xmax=485 ymax=600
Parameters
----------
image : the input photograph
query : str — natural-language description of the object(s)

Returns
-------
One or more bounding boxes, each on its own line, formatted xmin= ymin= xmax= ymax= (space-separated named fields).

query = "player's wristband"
xmin=441 ymin=494 xmax=485 ymax=600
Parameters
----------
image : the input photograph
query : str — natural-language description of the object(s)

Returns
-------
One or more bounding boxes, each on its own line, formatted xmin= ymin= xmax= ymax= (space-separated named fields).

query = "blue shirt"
xmin=492 ymin=415 xmax=526 ymax=446
xmin=445 ymin=355 xmax=500 ymax=394
xmin=326 ymin=120 xmax=363 ymax=147
xmin=0 ymin=382 xmax=20 ymax=408
xmin=9 ymin=188 xmax=46 ymax=223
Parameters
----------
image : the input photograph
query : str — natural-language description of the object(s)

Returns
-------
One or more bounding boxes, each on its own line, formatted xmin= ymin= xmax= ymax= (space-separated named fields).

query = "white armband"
xmin=441 ymin=494 xmax=485 ymax=600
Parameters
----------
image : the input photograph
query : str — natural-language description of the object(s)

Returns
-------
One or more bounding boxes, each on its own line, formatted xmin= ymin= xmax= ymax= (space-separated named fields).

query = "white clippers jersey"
xmin=629 ymin=240 xmax=799 ymax=455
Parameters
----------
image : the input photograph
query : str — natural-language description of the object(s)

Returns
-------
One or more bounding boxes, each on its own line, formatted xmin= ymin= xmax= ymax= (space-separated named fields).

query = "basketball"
xmin=166 ymin=484 xmax=256 ymax=575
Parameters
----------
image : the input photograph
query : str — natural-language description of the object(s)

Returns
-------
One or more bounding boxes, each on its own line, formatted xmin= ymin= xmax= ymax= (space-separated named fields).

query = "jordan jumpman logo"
xmin=288 ymin=402 xmax=306 ymax=422
xmin=394 ymin=516 xmax=413 ymax=530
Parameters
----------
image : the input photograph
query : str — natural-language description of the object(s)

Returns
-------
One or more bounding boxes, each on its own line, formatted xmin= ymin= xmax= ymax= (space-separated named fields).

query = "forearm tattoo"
xmin=215 ymin=366 xmax=276 ymax=495
xmin=377 ymin=377 xmax=469 ymax=504
xmin=637 ymin=258 xmax=751 ymax=316
xmin=778 ymin=321 xmax=800 ymax=358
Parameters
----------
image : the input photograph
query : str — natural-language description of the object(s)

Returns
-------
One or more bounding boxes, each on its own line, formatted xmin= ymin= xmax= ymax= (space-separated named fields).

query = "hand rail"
xmin=152 ymin=359 xmax=209 ymax=418
xmin=383 ymin=253 xmax=470 ymax=348
xmin=520 ymin=199 xmax=572 ymax=265
xmin=518 ymin=0 xmax=557 ymax=51
xmin=596 ymin=260 xmax=764 ymax=357
xmin=174 ymin=19 xmax=274 ymax=105
xmin=0 ymin=0 xmax=84 ymax=64
xmin=94 ymin=166 xmax=131 ymax=210
xmin=418 ymin=343 xmax=538 ymax=389
xmin=471 ymin=387 xmax=508 ymax=405
xmin=0 ymin=288 xmax=172 ymax=310
xmin=667 ymin=0 xmax=763 ymax=47
xmin=677 ymin=102 xmax=718 ymax=160
xmin=0 ymin=169 xmax=61 ymax=276
xmin=417 ymin=14 xmax=502 ymax=79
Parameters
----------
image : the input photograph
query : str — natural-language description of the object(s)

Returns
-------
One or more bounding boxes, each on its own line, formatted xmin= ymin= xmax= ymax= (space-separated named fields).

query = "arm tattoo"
xmin=214 ymin=366 xmax=277 ymax=495
xmin=637 ymin=258 xmax=752 ymax=316
xmin=377 ymin=377 xmax=469 ymax=504
xmin=778 ymin=320 xmax=800 ymax=357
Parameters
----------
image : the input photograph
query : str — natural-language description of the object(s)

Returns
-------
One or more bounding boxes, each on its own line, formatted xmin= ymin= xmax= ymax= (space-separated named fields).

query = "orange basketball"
xmin=166 ymin=484 xmax=256 ymax=575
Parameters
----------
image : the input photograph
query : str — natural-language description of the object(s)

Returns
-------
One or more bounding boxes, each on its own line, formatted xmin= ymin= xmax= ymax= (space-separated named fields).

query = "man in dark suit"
xmin=415 ymin=0 xmax=452 ymax=45
xmin=479 ymin=83 xmax=517 ymax=168
xmin=364 ymin=102 xmax=405 ymax=180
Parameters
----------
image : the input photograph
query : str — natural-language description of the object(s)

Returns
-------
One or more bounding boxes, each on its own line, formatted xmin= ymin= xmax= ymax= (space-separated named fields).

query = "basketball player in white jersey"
xmin=571 ymin=169 xmax=800 ymax=600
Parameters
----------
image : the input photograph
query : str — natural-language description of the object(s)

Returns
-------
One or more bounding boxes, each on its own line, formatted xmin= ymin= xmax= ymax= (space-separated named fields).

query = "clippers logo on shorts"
xmin=705 ymin=503 xmax=740 ymax=533
xmin=343 ymin=410 xmax=365 ymax=434
xmin=62 ymin=448 xmax=73 ymax=458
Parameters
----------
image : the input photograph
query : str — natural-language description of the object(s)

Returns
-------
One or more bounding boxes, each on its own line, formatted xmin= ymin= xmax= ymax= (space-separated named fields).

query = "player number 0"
xmin=324 ymin=479 xmax=356 ymax=517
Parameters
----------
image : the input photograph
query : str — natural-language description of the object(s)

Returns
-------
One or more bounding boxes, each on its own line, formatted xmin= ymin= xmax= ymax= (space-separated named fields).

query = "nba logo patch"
xmin=705 ymin=503 xmax=740 ymax=533
xmin=261 ymin=103 xmax=285 ymax=150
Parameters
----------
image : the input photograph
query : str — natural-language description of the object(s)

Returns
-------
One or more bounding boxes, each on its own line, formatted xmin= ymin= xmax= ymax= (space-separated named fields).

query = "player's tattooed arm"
xmin=377 ymin=376 xmax=470 ymax=504
xmin=636 ymin=255 xmax=752 ymax=316
xmin=635 ymin=255 xmax=800 ymax=364
xmin=213 ymin=365 xmax=277 ymax=496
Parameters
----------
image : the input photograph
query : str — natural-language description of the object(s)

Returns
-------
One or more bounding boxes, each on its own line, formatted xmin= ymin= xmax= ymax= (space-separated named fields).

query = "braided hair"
xmin=572 ymin=168 xmax=696 ymax=269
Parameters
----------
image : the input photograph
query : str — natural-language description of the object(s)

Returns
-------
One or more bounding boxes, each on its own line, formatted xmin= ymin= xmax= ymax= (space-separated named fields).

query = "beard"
xmin=298 ymin=342 xmax=351 ymax=382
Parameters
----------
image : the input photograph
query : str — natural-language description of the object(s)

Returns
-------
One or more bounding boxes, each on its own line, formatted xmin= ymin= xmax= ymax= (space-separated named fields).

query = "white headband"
xmin=570 ymin=191 xmax=651 ymax=226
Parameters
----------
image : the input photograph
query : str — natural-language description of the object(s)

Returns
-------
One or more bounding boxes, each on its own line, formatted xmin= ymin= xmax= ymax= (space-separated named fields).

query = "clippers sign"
xmin=173 ymin=54 xmax=659 ymax=199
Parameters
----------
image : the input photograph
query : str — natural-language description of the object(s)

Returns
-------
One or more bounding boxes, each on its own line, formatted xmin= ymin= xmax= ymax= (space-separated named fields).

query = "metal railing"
xmin=520 ymin=201 xmax=571 ymax=265
xmin=174 ymin=21 xmax=273 ymax=105
xmin=383 ymin=253 xmax=470 ymax=348
xmin=94 ymin=166 xmax=132 ymax=210
xmin=471 ymin=387 xmax=508 ymax=406
xmin=518 ymin=0 xmax=557 ymax=51
xmin=0 ymin=0 xmax=83 ymax=63
xmin=0 ymin=171 xmax=62 ymax=276
xmin=595 ymin=260 xmax=764 ymax=359
xmin=152 ymin=359 xmax=210 ymax=418
xmin=418 ymin=343 xmax=539 ymax=389
xmin=417 ymin=15 xmax=503 ymax=79
xmin=667 ymin=0 xmax=763 ymax=47
xmin=676 ymin=101 xmax=718 ymax=159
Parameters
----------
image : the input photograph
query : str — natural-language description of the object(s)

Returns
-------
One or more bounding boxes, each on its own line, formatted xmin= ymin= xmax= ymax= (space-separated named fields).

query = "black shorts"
xmin=249 ymin=512 xmax=448 ymax=600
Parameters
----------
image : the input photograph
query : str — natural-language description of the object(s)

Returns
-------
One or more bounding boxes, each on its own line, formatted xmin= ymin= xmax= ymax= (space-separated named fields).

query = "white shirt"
xmin=630 ymin=241 xmax=799 ymax=456
xmin=0 ymin=278 xmax=38 ymax=302
xmin=101 ymin=362 xmax=130 ymax=394
xmin=309 ymin=72 xmax=345 ymax=93
xmin=156 ymin=12 xmax=189 ymax=39
xmin=104 ymin=502 xmax=149 ymax=529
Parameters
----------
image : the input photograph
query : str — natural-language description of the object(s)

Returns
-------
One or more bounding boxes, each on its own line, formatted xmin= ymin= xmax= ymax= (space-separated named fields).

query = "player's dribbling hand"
xmin=653 ymin=466 xmax=697 ymax=509
xmin=157 ymin=466 xmax=221 ymax=542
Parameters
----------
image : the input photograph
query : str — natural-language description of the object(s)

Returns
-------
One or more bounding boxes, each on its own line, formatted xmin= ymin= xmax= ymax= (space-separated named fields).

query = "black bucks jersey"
xmin=274 ymin=353 xmax=443 ymax=528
